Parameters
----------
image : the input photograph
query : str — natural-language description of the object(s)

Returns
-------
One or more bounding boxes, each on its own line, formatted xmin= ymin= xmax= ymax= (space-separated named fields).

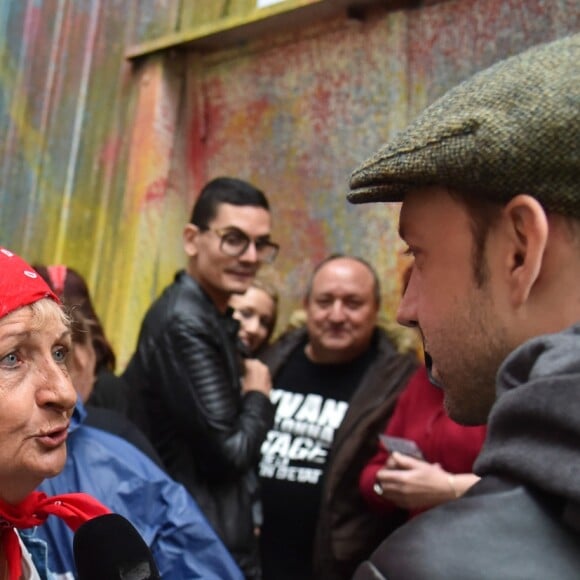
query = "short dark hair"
xmin=447 ymin=190 xmax=503 ymax=288
xmin=304 ymin=253 xmax=382 ymax=307
xmin=190 ymin=177 xmax=270 ymax=228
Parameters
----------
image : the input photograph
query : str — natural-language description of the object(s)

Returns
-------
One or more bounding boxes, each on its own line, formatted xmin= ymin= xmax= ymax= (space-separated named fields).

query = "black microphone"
xmin=73 ymin=513 xmax=161 ymax=580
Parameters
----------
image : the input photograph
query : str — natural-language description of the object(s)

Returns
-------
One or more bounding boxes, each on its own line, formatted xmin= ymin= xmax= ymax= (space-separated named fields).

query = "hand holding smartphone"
xmin=379 ymin=434 xmax=424 ymax=460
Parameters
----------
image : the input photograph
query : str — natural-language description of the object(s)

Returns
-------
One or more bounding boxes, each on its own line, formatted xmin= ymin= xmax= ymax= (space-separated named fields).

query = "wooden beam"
xmin=125 ymin=0 xmax=387 ymax=60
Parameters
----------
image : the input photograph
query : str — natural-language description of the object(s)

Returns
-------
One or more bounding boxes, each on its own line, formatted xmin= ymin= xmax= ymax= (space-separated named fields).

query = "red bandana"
xmin=0 ymin=248 xmax=59 ymax=318
xmin=0 ymin=491 xmax=111 ymax=580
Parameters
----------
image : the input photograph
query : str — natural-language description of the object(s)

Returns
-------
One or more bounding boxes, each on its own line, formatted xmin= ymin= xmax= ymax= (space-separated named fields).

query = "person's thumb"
xmin=390 ymin=451 xmax=419 ymax=469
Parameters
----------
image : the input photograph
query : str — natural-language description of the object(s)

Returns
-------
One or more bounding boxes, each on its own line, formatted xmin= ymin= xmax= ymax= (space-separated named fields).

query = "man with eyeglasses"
xmin=123 ymin=177 xmax=278 ymax=580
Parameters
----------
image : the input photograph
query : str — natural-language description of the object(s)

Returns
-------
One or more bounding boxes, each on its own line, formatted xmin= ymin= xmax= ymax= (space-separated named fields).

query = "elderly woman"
xmin=0 ymin=248 xmax=110 ymax=579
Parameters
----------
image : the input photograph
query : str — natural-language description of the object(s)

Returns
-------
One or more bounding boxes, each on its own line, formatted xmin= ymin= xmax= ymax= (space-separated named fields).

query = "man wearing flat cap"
xmin=349 ymin=34 xmax=580 ymax=579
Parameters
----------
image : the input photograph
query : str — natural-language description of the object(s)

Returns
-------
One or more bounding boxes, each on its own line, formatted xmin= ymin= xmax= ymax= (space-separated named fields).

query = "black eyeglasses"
xmin=203 ymin=227 xmax=279 ymax=264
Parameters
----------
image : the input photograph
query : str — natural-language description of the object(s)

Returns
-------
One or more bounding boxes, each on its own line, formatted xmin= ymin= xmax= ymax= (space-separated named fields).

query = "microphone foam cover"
xmin=73 ymin=513 xmax=160 ymax=580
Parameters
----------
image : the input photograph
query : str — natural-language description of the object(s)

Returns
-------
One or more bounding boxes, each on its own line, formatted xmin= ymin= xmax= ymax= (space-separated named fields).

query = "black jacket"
xmin=123 ymin=271 xmax=274 ymax=579
xmin=354 ymin=325 xmax=580 ymax=579
xmin=262 ymin=327 xmax=417 ymax=579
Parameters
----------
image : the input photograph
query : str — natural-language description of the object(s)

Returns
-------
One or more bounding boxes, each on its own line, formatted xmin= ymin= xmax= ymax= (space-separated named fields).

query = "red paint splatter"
xmin=144 ymin=177 xmax=168 ymax=204
xmin=99 ymin=137 xmax=121 ymax=172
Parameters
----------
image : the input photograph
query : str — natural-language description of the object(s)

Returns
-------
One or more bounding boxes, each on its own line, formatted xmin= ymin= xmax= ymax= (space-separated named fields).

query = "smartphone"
xmin=379 ymin=434 xmax=424 ymax=460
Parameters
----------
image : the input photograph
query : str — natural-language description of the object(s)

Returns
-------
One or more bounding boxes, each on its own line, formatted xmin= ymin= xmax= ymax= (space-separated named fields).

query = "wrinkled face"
xmin=230 ymin=286 xmax=276 ymax=354
xmin=69 ymin=337 xmax=97 ymax=404
xmin=184 ymin=203 xmax=272 ymax=310
xmin=0 ymin=300 xmax=77 ymax=503
xmin=305 ymin=258 xmax=379 ymax=363
xmin=397 ymin=187 xmax=510 ymax=425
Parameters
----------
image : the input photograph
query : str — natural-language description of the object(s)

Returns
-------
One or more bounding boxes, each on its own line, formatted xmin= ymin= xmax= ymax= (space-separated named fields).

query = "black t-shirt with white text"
xmin=259 ymin=341 xmax=377 ymax=579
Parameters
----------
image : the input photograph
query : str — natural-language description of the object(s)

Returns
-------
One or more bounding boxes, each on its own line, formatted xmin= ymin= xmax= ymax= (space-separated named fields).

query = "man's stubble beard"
xmin=437 ymin=285 xmax=511 ymax=426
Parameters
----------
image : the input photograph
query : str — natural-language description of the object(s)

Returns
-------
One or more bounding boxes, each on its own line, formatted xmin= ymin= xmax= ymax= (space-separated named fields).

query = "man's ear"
xmin=183 ymin=224 xmax=200 ymax=258
xmin=502 ymin=195 xmax=549 ymax=307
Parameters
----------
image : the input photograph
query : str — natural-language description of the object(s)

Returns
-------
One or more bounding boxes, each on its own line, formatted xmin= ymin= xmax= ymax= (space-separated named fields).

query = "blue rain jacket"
xmin=35 ymin=402 xmax=243 ymax=579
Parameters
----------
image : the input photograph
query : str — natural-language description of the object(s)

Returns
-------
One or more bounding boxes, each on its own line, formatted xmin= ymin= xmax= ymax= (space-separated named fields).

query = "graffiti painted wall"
xmin=0 ymin=0 xmax=578 ymax=366
xmin=180 ymin=0 xmax=579 ymax=342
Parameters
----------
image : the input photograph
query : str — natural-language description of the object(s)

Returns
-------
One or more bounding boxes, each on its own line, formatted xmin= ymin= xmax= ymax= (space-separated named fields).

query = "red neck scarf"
xmin=0 ymin=491 xmax=111 ymax=580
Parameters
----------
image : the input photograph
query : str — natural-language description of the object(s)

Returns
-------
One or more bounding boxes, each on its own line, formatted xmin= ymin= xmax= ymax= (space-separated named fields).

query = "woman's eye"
xmin=239 ymin=309 xmax=254 ymax=319
xmin=0 ymin=352 xmax=19 ymax=368
xmin=53 ymin=346 xmax=70 ymax=364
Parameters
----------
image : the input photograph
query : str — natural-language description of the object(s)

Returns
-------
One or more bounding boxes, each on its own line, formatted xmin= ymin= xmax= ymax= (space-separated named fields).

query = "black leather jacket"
xmin=124 ymin=271 xmax=274 ymax=579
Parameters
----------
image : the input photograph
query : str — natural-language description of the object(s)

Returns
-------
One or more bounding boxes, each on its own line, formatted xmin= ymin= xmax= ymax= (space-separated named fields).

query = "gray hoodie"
xmin=475 ymin=323 xmax=580 ymax=530
xmin=353 ymin=324 xmax=580 ymax=579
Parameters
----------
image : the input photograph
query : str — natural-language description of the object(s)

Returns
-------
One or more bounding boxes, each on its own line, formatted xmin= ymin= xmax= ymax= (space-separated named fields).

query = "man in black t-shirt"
xmin=260 ymin=255 xmax=418 ymax=580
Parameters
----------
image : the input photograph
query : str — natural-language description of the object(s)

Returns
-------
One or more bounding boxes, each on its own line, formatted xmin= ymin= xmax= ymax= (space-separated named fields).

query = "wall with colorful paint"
xmin=1 ymin=0 xmax=578 ymax=368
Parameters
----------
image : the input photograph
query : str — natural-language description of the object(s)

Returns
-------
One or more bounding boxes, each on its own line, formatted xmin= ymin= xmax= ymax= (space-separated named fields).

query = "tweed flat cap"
xmin=348 ymin=34 xmax=580 ymax=217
